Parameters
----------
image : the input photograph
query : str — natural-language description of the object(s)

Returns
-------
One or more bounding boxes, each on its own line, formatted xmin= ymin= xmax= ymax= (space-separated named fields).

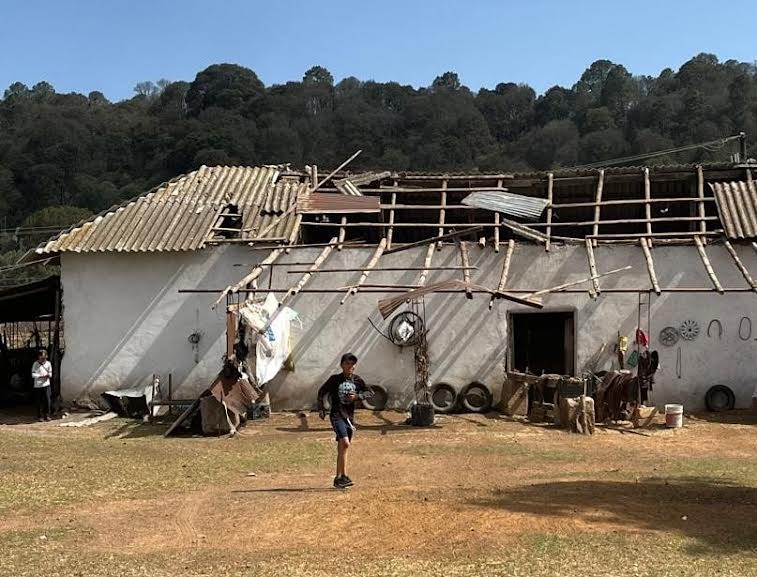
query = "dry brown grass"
xmin=0 ymin=410 xmax=756 ymax=577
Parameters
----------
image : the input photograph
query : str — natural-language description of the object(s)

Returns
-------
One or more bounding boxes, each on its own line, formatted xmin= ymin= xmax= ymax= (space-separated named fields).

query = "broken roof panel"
xmin=461 ymin=191 xmax=549 ymax=220
xmin=30 ymin=166 xmax=306 ymax=256
xmin=710 ymin=181 xmax=757 ymax=239
xmin=297 ymin=192 xmax=380 ymax=214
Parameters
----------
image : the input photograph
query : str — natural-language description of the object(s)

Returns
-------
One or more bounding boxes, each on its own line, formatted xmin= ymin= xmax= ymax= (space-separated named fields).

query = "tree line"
xmin=0 ymin=53 xmax=755 ymax=254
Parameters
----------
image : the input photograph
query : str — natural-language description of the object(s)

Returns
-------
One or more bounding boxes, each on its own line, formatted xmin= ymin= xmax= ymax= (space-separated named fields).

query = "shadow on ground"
xmin=469 ymin=477 xmax=757 ymax=554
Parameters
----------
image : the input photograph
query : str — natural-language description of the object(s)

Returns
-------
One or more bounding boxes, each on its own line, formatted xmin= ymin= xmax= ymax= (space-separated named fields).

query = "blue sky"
xmin=1 ymin=0 xmax=754 ymax=101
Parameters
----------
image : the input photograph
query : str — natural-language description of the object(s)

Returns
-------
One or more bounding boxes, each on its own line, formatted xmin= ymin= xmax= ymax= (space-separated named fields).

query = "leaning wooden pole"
xmin=417 ymin=243 xmax=435 ymax=288
xmin=592 ymin=169 xmax=605 ymax=247
xmin=723 ymin=239 xmax=757 ymax=292
xmin=694 ymin=235 xmax=724 ymax=294
xmin=341 ymin=238 xmax=387 ymax=304
xmin=545 ymin=173 xmax=554 ymax=252
xmin=523 ymin=266 xmax=632 ymax=299
xmin=490 ymin=239 xmax=515 ymax=309
xmin=639 ymin=238 xmax=661 ymax=295
xmin=458 ymin=241 xmax=473 ymax=299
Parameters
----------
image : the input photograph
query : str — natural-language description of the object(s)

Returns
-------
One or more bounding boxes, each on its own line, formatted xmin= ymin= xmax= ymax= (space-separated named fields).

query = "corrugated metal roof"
xmin=297 ymin=193 xmax=380 ymax=214
xmin=34 ymin=166 xmax=306 ymax=255
xmin=461 ymin=191 xmax=549 ymax=220
xmin=711 ymin=181 xmax=757 ymax=239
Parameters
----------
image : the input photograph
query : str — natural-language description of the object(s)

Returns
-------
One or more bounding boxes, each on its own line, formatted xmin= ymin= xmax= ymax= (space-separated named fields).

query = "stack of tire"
xmin=428 ymin=382 xmax=493 ymax=414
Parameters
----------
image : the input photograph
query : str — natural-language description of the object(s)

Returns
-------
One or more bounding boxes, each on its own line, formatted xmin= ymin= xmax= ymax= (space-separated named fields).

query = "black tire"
xmin=459 ymin=382 xmax=493 ymax=413
xmin=361 ymin=385 xmax=388 ymax=411
xmin=705 ymin=385 xmax=735 ymax=412
xmin=429 ymin=383 xmax=457 ymax=414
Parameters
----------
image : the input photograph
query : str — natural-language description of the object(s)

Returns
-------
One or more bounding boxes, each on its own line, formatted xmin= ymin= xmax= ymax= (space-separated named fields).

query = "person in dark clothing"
xmin=317 ymin=353 xmax=367 ymax=489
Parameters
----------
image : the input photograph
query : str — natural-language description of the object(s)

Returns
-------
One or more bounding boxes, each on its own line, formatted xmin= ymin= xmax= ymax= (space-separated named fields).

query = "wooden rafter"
xmin=494 ymin=178 xmax=502 ymax=252
xmin=585 ymin=238 xmax=600 ymax=296
xmin=523 ymin=266 xmax=632 ymax=299
xmin=696 ymin=165 xmax=707 ymax=243
xmin=459 ymin=240 xmax=472 ymax=299
xmin=258 ymin=238 xmax=337 ymax=334
xmin=694 ymin=235 xmax=724 ymax=294
xmin=337 ymin=216 xmax=347 ymax=250
xmin=723 ymin=239 xmax=757 ymax=292
xmin=545 ymin=173 xmax=554 ymax=252
xmin=500 ymin=218 xmax=547 ymax=243
xmin=383 ymin=226 xmax=483 ymax=255
xmin=592 ymin=169 xmax=605 ymax=247
xmin=490 ymin=239 xmax=515 ymax=309
xmin=214 ymin=248 xmax=285 ymax=307
xmin=437 ymin=180 xmax=447 ymax=250
xmin=417 ymin=243 xmax=435 ymax=288
xmin=386 ymin=187 xmax=397 ymax=249
xmin=643 ymin=168 xmax=652 ymax=247
xmin=341 ymin=238 xmax=387 ymax=304
xmin=639 ymin=238 xmax=661 ymax=295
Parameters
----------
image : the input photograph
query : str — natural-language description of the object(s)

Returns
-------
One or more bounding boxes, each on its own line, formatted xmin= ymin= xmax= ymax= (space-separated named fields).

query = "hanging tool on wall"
xmin=739 ymin=317 xmax=752 ymax=341
xmin=676 ymin=347 xmax=682 ymax=379
xmin=707 ymin=319 xmax=723 ymax=340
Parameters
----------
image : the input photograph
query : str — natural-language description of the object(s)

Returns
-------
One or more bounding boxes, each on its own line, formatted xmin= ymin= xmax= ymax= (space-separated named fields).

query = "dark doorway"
xmin=511 ymin=311 xmax=575 ymax=376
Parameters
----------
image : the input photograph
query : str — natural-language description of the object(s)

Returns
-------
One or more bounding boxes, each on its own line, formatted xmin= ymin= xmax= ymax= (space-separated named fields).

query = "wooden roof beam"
xmin=723 ymin=239 xmax=757 ymax=292
xmin=694 ymin=235 xmax=724 ymax=294
xmin=640 ymin=238 xmax=661 ymax=295
xmin=341 ymin=238 xmax=387 ymax=304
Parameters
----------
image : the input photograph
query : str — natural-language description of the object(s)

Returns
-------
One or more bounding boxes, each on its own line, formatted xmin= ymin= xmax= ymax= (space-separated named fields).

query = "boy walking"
xmin=31 ymin=350 xmax=53 ymax=421
xmin=317 ymin=353 xmax=367 ymax=489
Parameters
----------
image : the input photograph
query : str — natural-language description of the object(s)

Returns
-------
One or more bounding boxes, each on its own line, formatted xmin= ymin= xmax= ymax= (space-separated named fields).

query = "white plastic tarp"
xmin=239 ymin=293 xmax=299 ymax=386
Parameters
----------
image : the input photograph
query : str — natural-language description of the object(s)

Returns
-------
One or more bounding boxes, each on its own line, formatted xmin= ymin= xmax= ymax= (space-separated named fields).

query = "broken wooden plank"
xmin=694 ymin=235 xmax=724 ymax=294
xmin=640 ymin=238 xmax=661 ymax=295
xmin=585 ymin=238 xmax=601 ymax=296
xmin=386 ymin=189 xmax=397 ymax=249
xmin=341 ymin=238 xmax=387 ymax=304
xmin=592 ymin=169 xmax=605 ymax=247
xmin=696 ymin=165 xmax=707 ymax=241
xmin=383 ymin=226 xmax=484 ymax=255
xmin=723 ymin=239 xmax=757 ymax=291
xmin=214 ymin=248 xmax=285 ymax=307
xmin=437 ymin=180 xmax=448 ymax=250
xmin=459 ymin=241 xmax=473 ymax=299
xmin=545 ymin=173 xmax=554 ymax=252
xmin=500 ymin=218 xmax=547 ymax=243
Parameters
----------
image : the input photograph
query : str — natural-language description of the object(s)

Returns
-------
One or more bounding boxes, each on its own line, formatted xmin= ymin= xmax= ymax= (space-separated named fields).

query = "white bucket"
xmin=664 ymin=404 xmax=683 ymax=428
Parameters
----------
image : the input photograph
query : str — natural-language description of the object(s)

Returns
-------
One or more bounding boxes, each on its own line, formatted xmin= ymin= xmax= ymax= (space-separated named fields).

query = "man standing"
xmin=31 ymin=350 xmax=52 ymax=421
xmin=317 ymin=353 xmax=367 ymax=489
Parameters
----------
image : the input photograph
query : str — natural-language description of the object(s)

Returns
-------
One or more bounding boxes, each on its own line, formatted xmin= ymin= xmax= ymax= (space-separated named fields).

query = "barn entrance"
xmin=510 ymin=311 xmax=575 ymax=376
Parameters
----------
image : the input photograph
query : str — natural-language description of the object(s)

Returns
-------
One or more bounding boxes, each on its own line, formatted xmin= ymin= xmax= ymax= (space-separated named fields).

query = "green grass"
xmin=0 ymin=420 xmax=330 ymax=514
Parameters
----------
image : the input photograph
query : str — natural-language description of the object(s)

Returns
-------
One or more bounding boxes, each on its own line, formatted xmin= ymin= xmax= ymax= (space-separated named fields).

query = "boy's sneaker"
xmin=340 ymin=475 xmax=354 ymax=487
xmin=333 ymin=476 xmax=349 ymax=489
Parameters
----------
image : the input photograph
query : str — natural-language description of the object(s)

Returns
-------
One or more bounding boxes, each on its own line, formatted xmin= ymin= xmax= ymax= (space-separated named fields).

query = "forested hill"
xmin=1 ymin=53 xmax=756 ymax=239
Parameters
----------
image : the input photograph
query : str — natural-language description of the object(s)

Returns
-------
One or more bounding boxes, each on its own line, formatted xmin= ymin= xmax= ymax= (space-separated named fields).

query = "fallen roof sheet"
xmin=461 ymin=190 xmax=549 ymax=220
xmin=297 ymin=192 xmax=380 ymax=214
xmin=710 ymin=181 xmax=757 ymax=239
xmin=30 ymin=165 xmax=306 ymax=256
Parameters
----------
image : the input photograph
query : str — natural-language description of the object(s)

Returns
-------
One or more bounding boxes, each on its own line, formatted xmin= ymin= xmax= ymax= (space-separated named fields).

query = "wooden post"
xmin=640 ymin=238 xmax=661 ymax=295
xmin=592 ymin=169 xmax=605 ymax=247
xmin=644 ymin=168 xmax=653 ymax=247
xmin=723 ymin=239 xmax=757 ymax=291
xmin=386 ymin=187 xmax=397 ymax=250
xmin=437 ymin=179 xmax=447 ymax=250
xmin=459 ymin=240 xmax=472 ymax=299
xmin=214 ymin=248 xmax=285 ymax=307
xmin=694 ymin=235 xmax=724 ymax=294
xmin=341 ymin=238 xmax=387 ymax=304
xmin=545 ymin=173 xmax=554 ymax=252
xmin=494 ymin=178 xmax=502 ymax=252
xmin=490 ymin=239 xmax=515 ymax=309
xmin=337 ymin=216 xmax=347 ymax=250
xmin=51 ymin=284 xmax=61 ymax=401
xmin=585 ymin=238 xmax=600 ymax=296
xmin=696 ymin=165 xmax=707 ymax=243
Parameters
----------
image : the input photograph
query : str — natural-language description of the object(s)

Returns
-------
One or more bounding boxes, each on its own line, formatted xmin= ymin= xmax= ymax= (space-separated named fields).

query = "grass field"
xmin=0 ymin=410 xmax=755 ymax=577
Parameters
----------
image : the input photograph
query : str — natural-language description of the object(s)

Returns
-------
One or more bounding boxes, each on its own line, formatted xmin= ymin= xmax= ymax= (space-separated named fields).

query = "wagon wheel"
xmin=659 ymin=326 xmax=679 ymax=347
xmin=679 ymin=320 xmax=700 ymax=341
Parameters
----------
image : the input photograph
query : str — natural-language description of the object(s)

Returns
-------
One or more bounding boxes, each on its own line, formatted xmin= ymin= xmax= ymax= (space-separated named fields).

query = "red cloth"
xmin=635 ymin=328 xmax=649 ymax=347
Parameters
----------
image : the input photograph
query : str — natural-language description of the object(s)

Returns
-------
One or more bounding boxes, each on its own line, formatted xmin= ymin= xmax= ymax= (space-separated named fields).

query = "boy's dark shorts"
xmin=330 ymin=415 xmax=353 ymax=442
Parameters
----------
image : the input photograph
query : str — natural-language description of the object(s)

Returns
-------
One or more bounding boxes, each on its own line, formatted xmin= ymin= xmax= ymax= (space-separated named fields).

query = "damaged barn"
xmin=18 ymin=156 xmax=757 ymax=427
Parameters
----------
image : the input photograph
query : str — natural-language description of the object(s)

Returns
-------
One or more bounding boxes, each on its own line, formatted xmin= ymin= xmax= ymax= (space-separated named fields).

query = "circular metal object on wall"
xmin=679 ymin=319 xmax=700 ymax=341
xmin=659 ymin=326 xmax=679 ymax=346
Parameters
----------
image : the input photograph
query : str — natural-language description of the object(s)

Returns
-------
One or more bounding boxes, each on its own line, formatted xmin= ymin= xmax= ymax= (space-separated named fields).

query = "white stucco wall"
xmin=60 ymin=242 xmax=757 ymax=410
